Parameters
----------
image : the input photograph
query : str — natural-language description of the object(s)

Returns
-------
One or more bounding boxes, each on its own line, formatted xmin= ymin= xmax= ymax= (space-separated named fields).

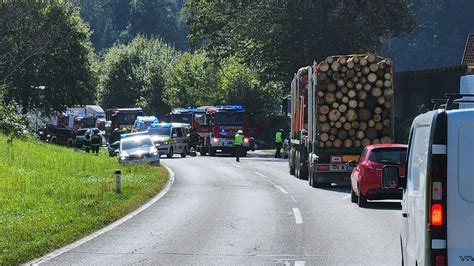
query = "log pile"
xmin=311 ymin=53 xmax=393 ymax=148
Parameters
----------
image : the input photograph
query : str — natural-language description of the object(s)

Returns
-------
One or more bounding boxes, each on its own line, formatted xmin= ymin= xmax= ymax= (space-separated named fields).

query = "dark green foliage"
xmin=73 ymin=0 xmax=187 ymax=51
xmin=185 ymin=0 xmax=417 ymax=83
xmin=0 ymin=1 xmax=97 ymax=114
xmin=99 ymin=36 xmax=177 ymax=114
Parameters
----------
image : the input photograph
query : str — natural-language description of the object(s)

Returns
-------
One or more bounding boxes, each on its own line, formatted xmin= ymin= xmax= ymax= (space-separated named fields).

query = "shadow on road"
xmin=365 ymin=201 xmax=402 ymax=210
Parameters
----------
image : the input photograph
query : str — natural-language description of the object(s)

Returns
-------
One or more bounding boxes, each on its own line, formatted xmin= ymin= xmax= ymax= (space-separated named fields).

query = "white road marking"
xmin=274 ymin=184 xmax=288 ymax=194
xmin=292 ymin=208 xmax=303 ymax=224
xmin=254 ymin=171 xmax=267 ymax=178
xmin=295 ymin=261 xmax=306 ymax=266
xmin=27 ymin=165 xmax=176 ymax=265
xmin=289 ymin=194 xmax=298 ymax=203
xmin=231 ymin=163 xmax=242 ymax=168
xmin=342 ymin=194 xmax=351 ymax=200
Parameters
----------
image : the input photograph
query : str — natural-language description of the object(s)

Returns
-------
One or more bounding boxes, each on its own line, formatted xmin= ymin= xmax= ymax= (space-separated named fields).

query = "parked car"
xmin=75 ymin=128 xmax=89 ymax=149
xmin=350 ymin=144 xmax=407 ymax=207
xmin=118 ymin=134 xmax=160 ymax=165
xmin=50 ymin=128 xmax=76 ymax=147
xmin=381 ymin=106 xmax=474 ymax=265
xmin=148 ymin=123 xmax=190 ymax=158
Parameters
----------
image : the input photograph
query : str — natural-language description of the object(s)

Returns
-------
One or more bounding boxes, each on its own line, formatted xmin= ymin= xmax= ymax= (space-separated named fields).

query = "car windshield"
xmin=214 ymin=112 xmax=245 ymax=125
xmin=121 ymin=136 xmax=154 ymax=151
xmin=369 ymin=148 xmax=407 ymax=165
xmin=171 ymin=114 xmax=193 ymax=124
xmin=116 ymin=112 xmax=142 ymax=125
xmin=148 ymin=126 xmax=171 ymax=136
xmin=81 ymin=118 xmax=96 ymax=128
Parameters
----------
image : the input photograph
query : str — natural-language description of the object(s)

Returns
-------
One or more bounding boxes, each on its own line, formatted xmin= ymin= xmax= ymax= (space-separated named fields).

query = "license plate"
xmin=330 ymin=164 xmax=348 ymax=171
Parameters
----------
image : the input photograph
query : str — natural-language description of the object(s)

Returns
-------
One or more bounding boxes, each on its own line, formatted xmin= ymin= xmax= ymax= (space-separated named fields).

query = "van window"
xmin=458 ymin=124 xmax=474 ymax=202
xmin=407 ymin=126 xmax=430 ymax=192
xmin=176 ymin=127 xmax=183 ymax=137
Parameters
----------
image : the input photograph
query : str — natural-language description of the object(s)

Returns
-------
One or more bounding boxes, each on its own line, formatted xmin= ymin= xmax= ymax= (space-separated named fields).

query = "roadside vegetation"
xmin=0 ymin=135 xmax=168 ymax=264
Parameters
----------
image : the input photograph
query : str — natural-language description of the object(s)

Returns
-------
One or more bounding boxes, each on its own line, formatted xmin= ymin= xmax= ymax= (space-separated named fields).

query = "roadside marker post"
xmin=115 ymin=170 xmax=122 ymax=193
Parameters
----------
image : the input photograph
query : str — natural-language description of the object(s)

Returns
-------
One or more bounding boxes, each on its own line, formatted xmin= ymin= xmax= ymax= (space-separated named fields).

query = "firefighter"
xmin=90 ymin=130 xmax=102 ymax=154
xmin=275 ymin=129 xmax=284 ymax=158
xmin=234 ymin=129 xmax=244 ymax=162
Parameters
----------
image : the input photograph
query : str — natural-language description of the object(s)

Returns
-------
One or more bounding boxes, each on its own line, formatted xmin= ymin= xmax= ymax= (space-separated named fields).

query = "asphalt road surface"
xmin=44 ymin=151 xmax=402 ymax=265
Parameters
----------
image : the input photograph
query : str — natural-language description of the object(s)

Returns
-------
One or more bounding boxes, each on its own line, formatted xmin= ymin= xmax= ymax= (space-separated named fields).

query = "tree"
xmin=164 ymin=51 xmax=221 ymax=108
xmin=185 ymin=0 xmax=417 ymax=83
xmin=99 ymin=36 xmax=177 ymax=114
xmin=0 ymin=1 xmax=97 ymax=114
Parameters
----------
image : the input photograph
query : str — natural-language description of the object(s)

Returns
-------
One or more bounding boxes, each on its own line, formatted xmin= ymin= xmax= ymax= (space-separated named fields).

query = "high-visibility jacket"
xmin=234 ymin=133 xmax=244 ymax=145
xmin=275 ymin=131 xmax=283 ymax=143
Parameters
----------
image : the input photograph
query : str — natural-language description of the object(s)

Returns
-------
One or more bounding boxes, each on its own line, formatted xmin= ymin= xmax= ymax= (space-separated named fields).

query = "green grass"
xmin=0 ymin=135 xmax=168 ymax=264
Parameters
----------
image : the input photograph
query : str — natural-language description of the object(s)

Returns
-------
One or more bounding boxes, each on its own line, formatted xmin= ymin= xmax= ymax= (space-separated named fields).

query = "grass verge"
xmin=0 ymin=135 xmax=168 ymax=264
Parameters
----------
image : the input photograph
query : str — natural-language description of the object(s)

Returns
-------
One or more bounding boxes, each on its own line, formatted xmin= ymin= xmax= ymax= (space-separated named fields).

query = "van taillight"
xmin=431 ymin=203 xmax=443 ymax=226
xmin=435 ymin=255 xmax=446 ymax=266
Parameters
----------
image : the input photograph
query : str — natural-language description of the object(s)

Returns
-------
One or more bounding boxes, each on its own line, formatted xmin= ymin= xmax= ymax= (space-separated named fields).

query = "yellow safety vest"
xmin=235 ymin=133 xmax=244 ymax=145
xmin=275 ymin=131 xmax=283 ymax=143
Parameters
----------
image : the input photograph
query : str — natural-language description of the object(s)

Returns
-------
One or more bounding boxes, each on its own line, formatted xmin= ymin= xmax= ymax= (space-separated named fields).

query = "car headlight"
xmin=163 ymin=141 xmax=169 ymax=145
xmin=212 ymin=138 xmax=218 ymax=143
xmin=244 ymin=138 xmax=249 ymax=143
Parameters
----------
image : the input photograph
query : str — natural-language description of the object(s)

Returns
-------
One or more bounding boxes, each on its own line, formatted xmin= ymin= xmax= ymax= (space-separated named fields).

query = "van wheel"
xmin=358 ymin=187 xmax=368 ymax=208
xmin=351 ymin=189 xmax=358 ymax=203
xmin=181 ymin=147 xmax=187 ymax=158
xmin=167 ymin=147 xmax=174 ymax=158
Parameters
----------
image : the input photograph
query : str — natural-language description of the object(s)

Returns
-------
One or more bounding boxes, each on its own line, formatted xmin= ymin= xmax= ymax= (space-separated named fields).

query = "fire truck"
xmin=168 ymin=105 xmax=257 ymax=156
xmin=105 ymin=108 xmax=144 ymax=130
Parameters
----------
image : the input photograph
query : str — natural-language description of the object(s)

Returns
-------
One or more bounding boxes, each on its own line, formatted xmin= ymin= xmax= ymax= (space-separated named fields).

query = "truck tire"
xmin=181 ymin=147 xmax=187 ymax=158
xmin=50 ymin=136 xmax=57 ymax=144
xmin=200 ymin=148 xmax=207 ymax=156
xmin=167 ymin=147 xmax=174 ymax=158
xmin=210 ymin=148 xmax=216 ymax=156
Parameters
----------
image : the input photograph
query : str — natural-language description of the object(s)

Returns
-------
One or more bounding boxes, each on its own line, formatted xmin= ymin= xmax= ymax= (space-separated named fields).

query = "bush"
xmin=0 ymin=100 xmax=29 ymax=143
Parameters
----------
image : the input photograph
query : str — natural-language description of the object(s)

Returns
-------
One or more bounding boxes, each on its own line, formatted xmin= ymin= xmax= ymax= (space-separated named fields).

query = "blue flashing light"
xmin=215 ymin=105 xmax=244 ymax=110
xmin=120 ymin=134 xmax=126 ymax=139
xmin=163 ymin=123 xmax=172 ymax=128
xmin=220 ymin=128 xmax=226 ymax=133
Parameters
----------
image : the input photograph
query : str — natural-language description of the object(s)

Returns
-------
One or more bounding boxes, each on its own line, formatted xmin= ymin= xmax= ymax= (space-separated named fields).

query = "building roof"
xmin=462 ymin=33 xmax=474 ymax=65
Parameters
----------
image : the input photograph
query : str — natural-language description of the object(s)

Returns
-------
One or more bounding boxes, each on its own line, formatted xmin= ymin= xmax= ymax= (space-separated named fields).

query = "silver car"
xmin=119 ymin=135 xmax=160 ymax=165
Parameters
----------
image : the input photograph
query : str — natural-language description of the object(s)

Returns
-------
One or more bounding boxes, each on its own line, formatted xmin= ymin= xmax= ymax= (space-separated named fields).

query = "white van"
xmin=382 ymin=103 xmax=474 ymax=265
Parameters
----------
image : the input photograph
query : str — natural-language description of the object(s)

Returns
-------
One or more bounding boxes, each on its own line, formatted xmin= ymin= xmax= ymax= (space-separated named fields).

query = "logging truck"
xmin=288 ymin=53 xmax=395 ymax=188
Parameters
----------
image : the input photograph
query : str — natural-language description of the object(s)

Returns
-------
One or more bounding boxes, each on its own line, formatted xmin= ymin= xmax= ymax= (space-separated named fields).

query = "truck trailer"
xmin=289 ymin=54 xmax=395 ymax=187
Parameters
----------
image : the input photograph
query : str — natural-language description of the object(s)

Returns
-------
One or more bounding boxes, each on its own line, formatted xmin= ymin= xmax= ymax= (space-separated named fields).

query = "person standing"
xmin=91 ymin=130 xmax=102 ymax=154
xmin=234 ymin=130 xmax=244 ymax=162
xmin=275 ymin=129 xmax=283 ymax=158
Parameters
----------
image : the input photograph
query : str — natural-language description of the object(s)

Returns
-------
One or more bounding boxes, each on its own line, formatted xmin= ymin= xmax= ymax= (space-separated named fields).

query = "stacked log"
xmin=313 ymin=53 xmax=393 ymax=148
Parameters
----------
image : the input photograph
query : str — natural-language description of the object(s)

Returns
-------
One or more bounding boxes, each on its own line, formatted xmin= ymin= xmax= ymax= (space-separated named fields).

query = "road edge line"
xmin=26 ymin=164 xmax=176 ymax=265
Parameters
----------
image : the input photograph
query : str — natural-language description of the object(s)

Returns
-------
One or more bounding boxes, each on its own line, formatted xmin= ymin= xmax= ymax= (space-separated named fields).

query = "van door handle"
xmin=402 ymin=213 xmax=409 ymax=218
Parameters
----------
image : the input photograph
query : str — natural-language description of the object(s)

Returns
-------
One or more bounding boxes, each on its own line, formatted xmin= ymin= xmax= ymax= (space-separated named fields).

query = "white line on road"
xmin=342 ymin=194 xmax=351 ymax=200
xmin=292 ymin=208 xmax=303 ymax=224
xmin=289 ymin=194 xmax=298 ymax=203
xmin=231 ymin=163 xmax=242 ymax=168
xmin=295 ymin=261 xmax=306 ymax=266
xmin=253 ymin=171 xmax=267 ymax=178
xmin=274 ymin=184 xmax=288 ymax=194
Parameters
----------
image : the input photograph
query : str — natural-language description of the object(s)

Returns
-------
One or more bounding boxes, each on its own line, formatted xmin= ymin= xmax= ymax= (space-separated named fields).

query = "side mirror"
xmin=347 ymin=160 xmax=358 ymax=168
xmin=114 ymin=149 xmax=120 ymax=154
xmin=382 ymin=166 xmax=400 ymax=189
xmin=172 ymin=133 xmax=178 ymax=138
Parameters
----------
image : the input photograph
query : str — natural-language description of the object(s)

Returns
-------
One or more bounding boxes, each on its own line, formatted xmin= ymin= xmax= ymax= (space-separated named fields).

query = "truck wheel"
xmin=210 ymin=148 xmax=216 ymax=156
xmin=167 ymin=147 xmax=174 ymax=158
xmin=50 ymin=137 xmax=57 ymax=144
xmin=200 ymin=149 xmax=207 ymax=156
xmin=181 ymin=147 xmax=187 ymax=158
xmin=351 ymin=189 xmax=358 ymax=203
xmin=289 ymin=164 xmax=295 ymax=175
xmin=357 ymin=187 xmax=368 ymax=208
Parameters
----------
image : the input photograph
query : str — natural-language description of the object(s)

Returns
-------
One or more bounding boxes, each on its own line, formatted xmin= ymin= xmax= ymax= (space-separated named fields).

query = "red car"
xmin=350 ymin=144 xmax=407 ymax=207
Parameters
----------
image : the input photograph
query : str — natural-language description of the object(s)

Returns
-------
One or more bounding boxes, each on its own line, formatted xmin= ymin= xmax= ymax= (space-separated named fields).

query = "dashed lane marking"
xmin=273 ymin=184 xmax=288 ymax=194
xmin=295 ymin=261 xmax=306 ymax=266
xmin=292 ymin=208 xmax=303 ymax=224
xmin=289 ymin=194 xmax=298 ymax=203
xmin=231 ymin=163 xmax=242 ymax=168
xmin=253 ymin=171 xmax=267 ymax=178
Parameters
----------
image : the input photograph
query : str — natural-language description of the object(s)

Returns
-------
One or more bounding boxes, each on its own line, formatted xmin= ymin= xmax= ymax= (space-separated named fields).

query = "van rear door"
xmin=447 ymin=109 xmax=474 ymax=264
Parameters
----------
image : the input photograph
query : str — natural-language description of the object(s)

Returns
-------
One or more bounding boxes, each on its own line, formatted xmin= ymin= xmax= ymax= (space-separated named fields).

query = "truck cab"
xmin=382 ymin=95 xmax=474 ymax=265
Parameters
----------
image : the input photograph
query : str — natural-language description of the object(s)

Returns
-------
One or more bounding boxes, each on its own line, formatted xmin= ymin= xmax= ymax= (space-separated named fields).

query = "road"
xmin=44 ymin=152 xmax=402 ymax=265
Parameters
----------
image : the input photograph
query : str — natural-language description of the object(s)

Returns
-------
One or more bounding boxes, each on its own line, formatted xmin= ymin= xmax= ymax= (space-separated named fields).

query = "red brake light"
xmin=435 ymin=255 xmax=446 ymax=266
xmin=431 ymin=203 xmax=443 ymax=226
xmin=317 ymin=165 xmax=330 ymax=171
